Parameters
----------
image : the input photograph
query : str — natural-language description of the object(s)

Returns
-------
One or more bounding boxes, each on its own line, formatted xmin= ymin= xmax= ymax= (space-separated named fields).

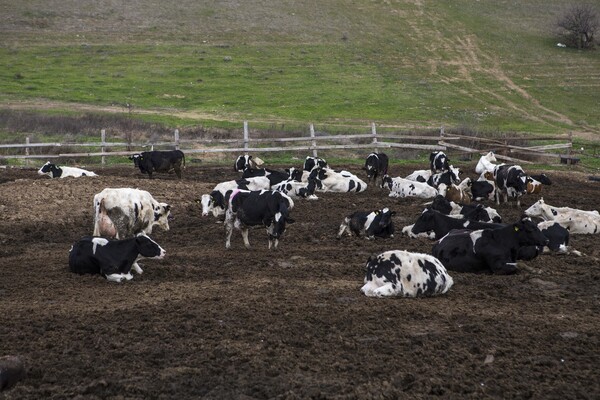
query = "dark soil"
xmin=1 ymin=163 xmax=599 ymax=399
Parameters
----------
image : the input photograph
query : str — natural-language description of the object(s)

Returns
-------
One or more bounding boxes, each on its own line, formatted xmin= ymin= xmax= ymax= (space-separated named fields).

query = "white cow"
xmin=475 ymin=151 xmax=497 ymax=174
xmin=525 ymin=198 xmax=600 ymax=234
xmin=405 ymin=169 xmax=432 ymax=183
xmin=310 ymin=167 xmax=367 ymax=193
xmin=93 ymin=188 xmax=171 ymax=239
xmin=382 ymin=175 xmax=440 ymax=199
xmin=38 ymin=161 xmax=97 ymax=178
xmin=361 ymin=250 xmax=454 ymax=297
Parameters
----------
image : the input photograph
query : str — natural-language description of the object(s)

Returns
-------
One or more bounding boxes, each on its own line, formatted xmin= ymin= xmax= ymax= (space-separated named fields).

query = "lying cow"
xmin=361 ymin=250 xmax=454 ymax=297
xmin=363 ymin=152 xmax=389 ymax=187
xmin=405 ymin=169 xmax=432 ymax=183
xmin=430 ymin=151 xmax=449 ymax=172
xmin=37 ymin=162 xmax=97 ymax=179
xmin=309 ymin=167 xmax=367 ymax=193
xmin=494 ymin=164 xmax=528 ymax=206
xmin=242 ymin=167 xmax=299 ymax=187
xmin=200 ymin=176 xmax=271 ymax=218
xmin=225 ymin=190 xmax=295 ymax=249
xmin=432 ymin=218 xmax=548 ymax=274
xmin=535 ymin=221 xmax=581 ymax=256
xmin=410 ymin=208 xmax=504 ymax=240
xmin=129 ymin=150 xmax=185 ymax=179
xmin=471 ymin=171 xmax=496 ymax=201
xmin=525 ymin=198 xmax=600 ymax=234
xmin=430 ymin=195 xmax=502 ymax=223
xmin=303 ymin=156 xmax=328 ymax=172
xmin=427 ymin=166 xmax=461 ymax=188
xmin=382 ymin=175 xmax=439 ymax=199
xmin=271 ymin=177 xmax=319 ymax=199
xmin=337 ymin=207 xmax=395 ymax=240
xmin=93 ymin=188 xmax=171 ymax=239
xmin=69 ymin=235 xmax=166 ymax=282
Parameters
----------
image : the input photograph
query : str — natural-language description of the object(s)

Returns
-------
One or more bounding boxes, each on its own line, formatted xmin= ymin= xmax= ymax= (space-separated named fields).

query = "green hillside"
xmin=0 ymin=0 xmax=598 ymax=136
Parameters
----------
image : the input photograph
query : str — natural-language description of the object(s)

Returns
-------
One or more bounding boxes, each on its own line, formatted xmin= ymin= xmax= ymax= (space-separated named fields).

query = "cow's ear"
xmin=514 ymin=226 xmax=519 ymax=232
xmin=165 ymin=204 xmax=171 ymax=211
xmin=375 ymin=210 xmax=380 ymax=215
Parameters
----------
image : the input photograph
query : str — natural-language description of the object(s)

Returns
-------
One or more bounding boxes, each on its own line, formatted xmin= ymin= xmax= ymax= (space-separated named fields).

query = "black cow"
xmin=471 ymin=180 xmax=495 ymax=201
xmin=303 ymin=156 xmax=328 ymax=172
xmin=530 ymin=173 xmax=552 ymax=186
xmin=411 ymin=208 xmax=504 ymax=240
xmin=69 ymin=235 xmax=166 ymax=282
xmin=430 ymin=151 xmax=449 ymax=172
xmin=337 ymin=207 xmax=395 ymax=239
xmin=494 ymin=164 xmax=528 ymax=206
xmin=363 ymin=152 xmax=389 ymax=187
xmin=129 ymin=150 xmax=185 ymax=179
xmin=225 ymin=190 xmax=295 ymax=249
xmin=432 ymin=218 xmax=548 ymax=274
xmin=242 ymin=168 xmax=299 ymax=187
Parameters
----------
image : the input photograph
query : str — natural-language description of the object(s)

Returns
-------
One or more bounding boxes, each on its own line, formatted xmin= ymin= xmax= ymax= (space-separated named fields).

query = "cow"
xmin=471 ymin=172 xmax=496 ymax=201
xmin=475 ymin=151 xmax=497 ymax=174
xmin=337 ymin=207 xmax=395 ymax=240
xmin=242 ymin=167 xmax=298 ymax=187
xmin=363 ymin=152 xmax=389 ymax=187
xmin=234 ymin=155 xmax=253 ymax=172
xmin=526 ymin=177 xmax=544 ymax=195
xmin=410 ymin=208 xmax=504 ymax=240
xmin=69 ymin=235 xmax=166 ymax=282
xmin=405 ymin=169 xmax=432 ymax=183
xmin=225 ymin=190 xmax=295 ymax=249
xmin=530 ymin=174 xmax=552 ymax=185
xmin=309 ymin=167 xmax=367 ymax=193
xmin=93 ymin=188 xmax=171 ymax=239
xmin=427 ymin=166 xmax=461 ymax=188
xmin=524 ymin=199 xmax=600 ymax=234
xmin=430 ymin=151 xmax=449 ymax=172
xmin=382 ymin=175 xmax=439 ymax=199
xmin=271 ymin=177 xmax=319 ymax=199
xmin=429 ymin=195 xmax=502 ymax=223
xmin=199 ymin=176 xmax=271 ymax=218
xmin=129 ymin=150 xmax=185 ymax=179
xmin=445 ymin=179 xmax=472 ymax=204
xmin=401 ymin=224 xmax=436 ymax=239
xmin=432 ymin=217 xmax=548 ymax=274
xmin=360 ymin=250 xmax=454 ymax=297
xmin=303 ymin=156 xmax=328 ymax=173
xmin=37 ymin=162 xmax=97 ymax=179
xmin=493 ymin=164 xmax=528 ymax=206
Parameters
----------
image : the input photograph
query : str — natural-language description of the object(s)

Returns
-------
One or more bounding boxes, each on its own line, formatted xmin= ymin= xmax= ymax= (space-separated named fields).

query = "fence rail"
xmin=0 ymin=122 xmax=573 ymax=165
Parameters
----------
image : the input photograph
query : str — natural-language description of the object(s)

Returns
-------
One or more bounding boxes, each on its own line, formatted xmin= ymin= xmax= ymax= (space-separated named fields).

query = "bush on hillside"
xmin=556 ymin=4 xmax=599 ymax=49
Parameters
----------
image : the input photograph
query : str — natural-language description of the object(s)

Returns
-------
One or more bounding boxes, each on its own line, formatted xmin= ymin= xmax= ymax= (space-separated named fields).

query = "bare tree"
xmin=556 ymin=4 xmax=599 ymax=49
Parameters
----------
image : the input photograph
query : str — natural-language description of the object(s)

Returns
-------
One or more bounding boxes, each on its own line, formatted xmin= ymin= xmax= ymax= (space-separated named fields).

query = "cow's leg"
xmin=106 ymin=273 xmax=125 ymax=283
xmin=269 ymin=238 xmax=279 ymax=250
xmin=372 ymin=283 xmax=397 ymax=297
xmin=123 ymin=272 xmax=134 ymax=280
xmin=225 ymin=212 xmax=235 ymax=249
xmin=175 ymin=167 xmax=182 ymax=179
xmin=241 ymin=229 xmax=251 ymax=249
xmin=131 ymin=262 xmax=143 ymax=274
xmin=337 ymin=219 xmax=349 ymax=238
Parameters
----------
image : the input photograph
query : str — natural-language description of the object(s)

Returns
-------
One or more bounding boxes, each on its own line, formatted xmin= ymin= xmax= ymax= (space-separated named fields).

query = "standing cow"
xmin=129 ymin=150 xmax=185 ymax=179
xmin=363 ymin=152 xmax=389 ymax=187
xmin=493 ymin=164 xmax=528 ymax=206
xmin=361 ymin=250 xmax=454 ymax=297
xmin=93 ymin=188 xmax=172 ymax=239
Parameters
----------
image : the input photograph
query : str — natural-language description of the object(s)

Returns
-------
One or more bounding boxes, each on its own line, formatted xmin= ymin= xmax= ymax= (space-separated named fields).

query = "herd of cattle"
xmin=35 ymin=149 xmax=599 ymax=297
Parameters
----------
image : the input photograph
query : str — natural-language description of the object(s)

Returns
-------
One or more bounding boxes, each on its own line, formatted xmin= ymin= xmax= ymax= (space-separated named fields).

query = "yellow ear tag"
xmin=514 ymin=227 xmax=519 ymax=232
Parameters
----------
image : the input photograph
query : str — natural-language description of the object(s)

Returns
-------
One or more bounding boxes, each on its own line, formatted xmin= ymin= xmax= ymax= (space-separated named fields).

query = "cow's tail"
xmin=181 ymin=151 xmax=186 ymax=169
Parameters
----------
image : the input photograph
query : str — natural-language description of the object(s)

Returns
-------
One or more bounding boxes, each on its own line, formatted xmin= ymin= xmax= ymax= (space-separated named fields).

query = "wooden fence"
xmin=0 ymin=122 xmax=574 ymax=165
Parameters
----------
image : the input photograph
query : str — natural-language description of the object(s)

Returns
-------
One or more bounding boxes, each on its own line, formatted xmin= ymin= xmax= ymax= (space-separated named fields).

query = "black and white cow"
xmin=536 ymin=221 xmax=580 ymax=255
xmin=471 ymin=171 xmax=496 ymax=201
xmin=382 ymin=175 xmax=439 ymax=199
xmin=524 ymin=198 xmax=600 ymax=234
xmin=410 ymin=208 xmax=504 ymax=240
xmin=309 ymin=167 xmax=367 ymax=193
xmin=271 ymin=177 xmax=319 ymax=199
xmin=234 ymin=155 xmax=253 ymax=172
xmin=200 ymin=176 xmax=271 ymax=218
xmin=530 ymin=173 xmax=552 ymax=186
xmin=427 ymin=166 xmax=461 ymax=188
xmin=69 ymin=235 xmax=166 ymax=282
xmin=242 ymin=167 xmax=298 ymax=187
xmin=363 ymin=152 xmax=389 ymax=187
xmin=93 ymin=188 xmax=172 ymax=239
xmin=405 ymin=169 xmax=432 ymax=183
xmin=37 ymin=162 xmax=97 ymax=178
xmin=360 ymin=250 xmax=454 ymax=297
xmin=303 ymin=156 xmax=328 ymax=172
xmin=432 ymin=218 xmax=548 ymax=274
xmin=493 ymin=164 xmax=528 ymax=206
xmin=225 ymin=190 xmax=295 ymax=249
xmin=337 ymin=208 xmax=395 ymax=239
xmin=429 ymin=195 xmax=502 ymax=223
xmin=129 ymin=150 xmax=185 ymax=179
xmin=430 ymin=151 xmax=449 ymax=172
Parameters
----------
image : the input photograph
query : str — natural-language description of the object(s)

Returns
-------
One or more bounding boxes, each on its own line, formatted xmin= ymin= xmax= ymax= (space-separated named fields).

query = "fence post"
xmin=25 ymin=137 xmax=30 ymax=166
xmin=243 ymin=121 xmax=249 ymax=154
xmin=310 ymin=124 xmax=318 ymax=157
xmin=174 ymin=129 xmax=180 ymax=150
xmin=101 ymin=129 xmax=106 ymax=165
xmin=371 ymin=122 xmax=378 ymax=153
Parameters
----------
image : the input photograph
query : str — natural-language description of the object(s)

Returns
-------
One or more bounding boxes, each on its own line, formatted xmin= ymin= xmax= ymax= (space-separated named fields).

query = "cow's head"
xmin=153 ymin=202 xmax=172 ymax=231
xmin=234 ymin=155 xmax=252 ymax=172
xmin=513 ymin=217 xmax=548 ymax=247
xmin=298 ymin=178 xmax=318 ymax=198
xmin=264 ymin=196 xmax=295 ymax=249
xmin=38 ymin=161 xmax=60 ymax=178
xmin=375 ymin=208 xmax=396 ymax=229
xmin=363 ymin=154 xmax=377 ymax=178
xmin=285 ymin=167 xmax=303 ymax=182
xmin=411 ymin=208 xmax=435 ymax=234
xmin=128 ymin=154 xmax=144 ymax=170
xmin=381 ymin=175 xmax=393 ymax=190
xmin=303 ymin=156 xmax=328 ymax=172
xmin=135 ymin=234 xmax=166 ymax=259
xmin=430 ymin=195 xmax=452 ymax=215
xmin=448 ymin=165 xmax=461 ymax=184
xmin=524 ymin=198 xmax=545 ymax=218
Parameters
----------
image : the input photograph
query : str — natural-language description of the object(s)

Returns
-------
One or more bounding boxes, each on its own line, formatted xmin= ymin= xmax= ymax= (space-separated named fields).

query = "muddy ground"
xmin=0 ymin=162 xmax=599 ymax=399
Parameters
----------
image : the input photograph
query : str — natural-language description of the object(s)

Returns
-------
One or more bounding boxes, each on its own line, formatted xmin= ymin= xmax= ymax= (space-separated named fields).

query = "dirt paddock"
xmin=0 ymin=162 xmax=599 ymax=399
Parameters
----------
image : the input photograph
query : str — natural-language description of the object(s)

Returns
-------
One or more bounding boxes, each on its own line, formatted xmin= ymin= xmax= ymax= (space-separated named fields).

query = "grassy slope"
xmin=0 ymin=0 xmax=598 ymax=135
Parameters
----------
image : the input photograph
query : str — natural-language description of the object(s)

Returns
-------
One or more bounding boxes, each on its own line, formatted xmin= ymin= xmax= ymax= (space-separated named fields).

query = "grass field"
xmin=0 ymin=0 xmax=599 ymax=137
